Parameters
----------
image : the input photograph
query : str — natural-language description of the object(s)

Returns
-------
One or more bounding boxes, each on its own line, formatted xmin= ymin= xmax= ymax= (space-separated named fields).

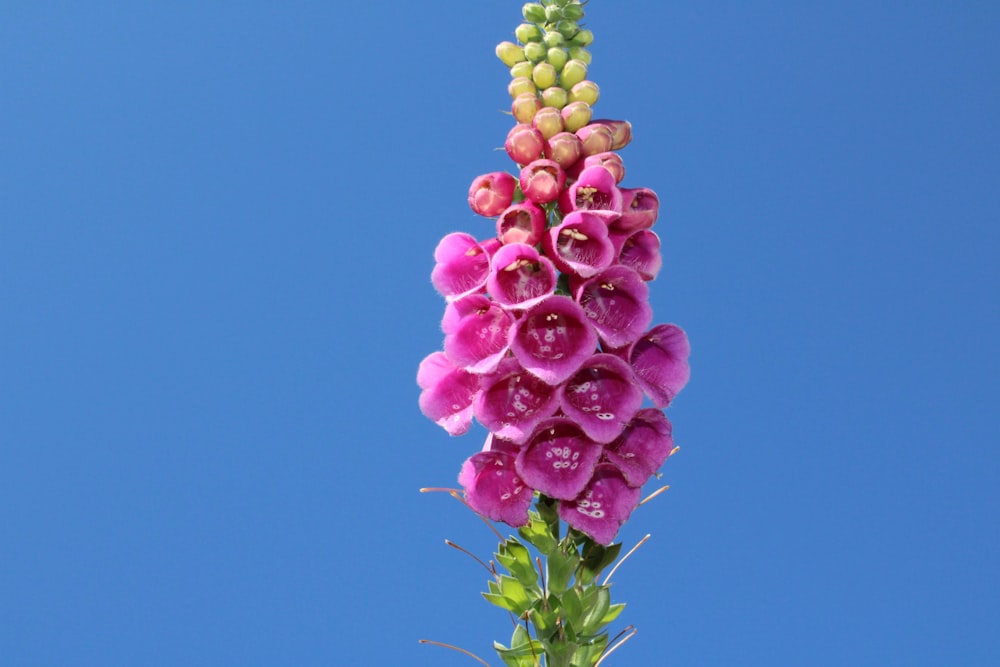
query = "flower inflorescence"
xmin=419 ymin=0 xmax=690 ymax=547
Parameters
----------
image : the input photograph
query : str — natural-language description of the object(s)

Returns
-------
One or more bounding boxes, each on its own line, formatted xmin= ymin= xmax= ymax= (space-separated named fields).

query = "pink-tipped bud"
xmin=468 ymin=172 xmax=517 ymax=217
xmin=560 ymin=100 xmax=592 ymax=132
xmin=568 ymin=80 xmax=600 ymax=106
xmin=512 ymin=92 xmax=542 ymax=124
xmin=510 ymin=61 xmax=534 ymax=79
xmin=581 ymin=152 xmax=625 ymax=184
xmin=519 ymin=159 xmax=566 ymax=205
xmin=541 ymin=86 xmax=568 ymax=109
xmin=508 ymin=76 xmax=537 ymax=99
xmin=497 ymin=201 xmax=547 ymax=246
xmin=544 ymin=131 xmax=583 ymax=170
xmin=576 ymin=123 xmax=615 ymax=157
xmin=505 ymin=124 xmax=545 ymax=165
xmin=533 ymin=106 xmax=565 ymax=140
xmin=591 ymin=119 xmax=633 ymax=150
xmin=559 ymin=59 xmax=588 ymax=88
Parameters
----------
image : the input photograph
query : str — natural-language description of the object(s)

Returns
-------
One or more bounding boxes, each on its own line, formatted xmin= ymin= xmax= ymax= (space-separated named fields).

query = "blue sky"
xmin=2 ymin=2 xmax=998 ymax=665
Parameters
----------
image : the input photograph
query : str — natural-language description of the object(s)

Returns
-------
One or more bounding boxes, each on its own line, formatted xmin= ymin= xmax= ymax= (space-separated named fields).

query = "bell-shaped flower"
xmin=468 ymin=171 xmax=517 ymax=217
xmin=541 ymin=210 xmax=615 ymax=278
xmin=474 ymin=357 xmax=560 ymax=443
xmin=519 ymin=159 xmax=566 ymax=205
xmin=417 ymin=351 xmax=480 ymax=436
xmin=558 ymin=463 xmax=641 ymax=545
xmin=591 ymin=118 xmax=633 ymax=150
xmin=603 ymin=408 xmax=675 ymax=488
xmin=544 ymin=131 xmax=583 ymax=170
xmin=430 ymin=232 xmax=491 ymax=302
xmin=459 ymin=446 xmax=533 ymax=527
xmin=496 ymin=201 xmax=547 ymax=246
xmin=558 ymin=353 xmax=643 ymax=444
xmin=573 ymin=151 xmax=625 ymax=184
xmin=617 ymin=229 xmax=662 ymax=281
xmin=442 ymin=295 xmax=515 ymax=375
xmin=627 ymin=323 xmax=691 ymax=408
xmin=575 ymin=123 xmax=615 ymax=158
xmin=505 ymin=123 xmax=545 ymax=165
xmin=510 ymin=295 xmax=598 ymax=386
xmin=575 ymin=265 xmax=652 ymax=349
xmin=515 ymin=417 xmax=604 ymax=501
xmin=486 ymin=242 xmax=557 ymax=310
xmin=614 ymin=187 xmax=659 ymax=233
xmin=564 ymin=165 xmax=623 ymax=218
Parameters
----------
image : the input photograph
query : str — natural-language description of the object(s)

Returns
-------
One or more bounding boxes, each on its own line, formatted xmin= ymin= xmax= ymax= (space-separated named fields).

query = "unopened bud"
xmin=506 ymin=124 xmax=546 ymax=165
xmin=509 ymin=76 xmax=537 ymax=99
xmin=576 ymin=123 xmax=615 ymax=157
xmin=563 ymin=4 xmax=585 ymax=21
xmin=496 ymin=41 xmax=526 ymax=68
xmin=515 ymin=23 xmax=542 ymax=44
xmin=544 ymin=131 xmax=583 ymax=169
xmin=568 ymin=46 xmax=592 ymax=65
xmin=560 ymin=59 xmax=588 ymax=88
xmin=519 ymin=158 xmax=566 ymax=205
xmin=570 ymin=28 xmax=594 ymax=46
xmin=524 ymin=41 xmax=547 ymax=63
xmin=545 ymin=5 xmax=562 ymax=22
xmin=510 ymin=61 xmax=534 ymax=79
xmin=512 ymin=92 xmax=542 ymax=124
xmin=522 ymin=2 xmax=547 ymax=23
xmin=541 ymin=86 xmax=568 ymax=109
xmin=561 ymin=100 xmax=592 ymax=132
xmin=547 ymin=46 xmax=569 ymax=71
xmin=468 ymin=172 xmax=518 ymax=217
xmin=543 ymin=30 xmax=565 ymax=48
xmin=569 ymin=80 xmax=599 ymax=106
xmin=532 ymin=62 xmax=557 ymax=89
xmin=555 ymin=20 xmax=580 ymax=39
xmin=591 ymin=119 xmax=633 ymax=150
xmin=533 ymin=106 xmax=565 ymax=139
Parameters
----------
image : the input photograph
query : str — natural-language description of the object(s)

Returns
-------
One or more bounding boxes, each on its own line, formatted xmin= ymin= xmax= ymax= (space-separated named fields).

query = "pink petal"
xmin=542 ymin=211 xmax=616 ymax=278
xmin=442 ymin=295 xmax=515 ymax=374
xmin=510 ymin=295 xmax=599 ymax=386
xmin=558 ymin=353 xmax=643 ymax=444
xmin=617 ymin=229 xmax=662 ymax=281
xmin=417 ymin=352 xmax=480 ymax=435
xmin=628 ymin=324 xmax=691 ymax=408
xmin=515 ymin=417 xmax=604 ymax=500
xmin=603 ymin=409 xmax=675 ymax=488
xmin=430 ymin=232 xmax=490 ymax=302
xmin=575 ymin=265 xmax=653 ymax=349
xmin=487 ymin=242 xmax=557 ymax=310
xmin=460 ymin=449 xmax=534 ymax=527
xmin=474 ymin=357 xmax=560 ymax=444
xmin=558 ymin=463 xmax=641 ymax=545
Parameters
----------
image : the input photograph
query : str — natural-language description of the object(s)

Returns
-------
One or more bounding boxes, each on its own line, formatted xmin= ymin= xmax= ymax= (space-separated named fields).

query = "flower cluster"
xmin=418 ymin=0 xmax=690 ymax=547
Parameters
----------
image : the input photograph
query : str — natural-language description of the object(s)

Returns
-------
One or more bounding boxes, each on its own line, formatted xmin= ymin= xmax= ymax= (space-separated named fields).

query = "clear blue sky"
xmin=2 ymin=2 xmax=998 ymax=665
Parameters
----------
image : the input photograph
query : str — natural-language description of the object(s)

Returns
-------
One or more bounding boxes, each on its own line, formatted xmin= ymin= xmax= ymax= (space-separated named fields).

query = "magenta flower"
xmin=459 ymin=445 xmax=533 ymax=527
xmin=430 ymin=232 xmax=490 ymax=301
xmin=580 ymin=151 xmax=625 ymax=184
xmin=575 ymin=123 xmax=615 ymax=158
xmin=603 ymin=408 xmax=675 ymax=488
xmin=505 ymin=123 xmax=545 ymax=165
xmin=575 ymin=265 xmax=653 ymax=349
xmin=496 ymin=201 xmax=546 ymax=246
xmin=615 ymin=187 xmax=660 ymax=232
xmin=558 ymin=353 xmax=643 ymax=444
xmin=541 ymin=210 xmax=615 ymax=278
xmin=559 ymin=463 xmax=642 ymax=545
xmin=519 ymin=158 xmax=566 ymax=204
xmin=474 ymin=357 xmax=560 ymax=443
xmin=442 ymin=295 xmax=514 ymax=375
xmin=627 ymin=323 xmax=692 ymax=408
xmin=510 ymin=295 xmax=598 ymax=386
xmin=468 ymin=171 xmax=517 ymax=217
xmin=590 ymin=118 xmax=633 ymax=150
xmin=617 ymin=229 xmax=663 ymax=281
xmin=417 ymin=351 xmax=480 ymax=436
xmin=565 ymin=164 xmax=623 ymax=217
xmin=515 ymin=417 xmax=604 ymax=500
xmin=486 ymin=242 xmax=557 ymax=310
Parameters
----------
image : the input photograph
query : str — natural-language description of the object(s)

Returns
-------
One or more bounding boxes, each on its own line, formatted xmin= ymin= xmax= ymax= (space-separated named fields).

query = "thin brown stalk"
xmin=594 ymin=626 xmax=637 ymax=667
xmin=418 ymin=639 xmax=494 ymax=667
xmin=602 ymin=534 xmax=651 ymax=586
xmin=638 ymin=484 xmax=670 ymax=506
xmin=445 ymin=539 xmax=495 ymax=577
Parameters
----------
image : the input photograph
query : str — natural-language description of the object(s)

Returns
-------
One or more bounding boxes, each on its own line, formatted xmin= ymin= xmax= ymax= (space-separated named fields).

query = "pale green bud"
xmin=547 ymin=46 xmax=569 ymax=71
xmin=509 ymin=76 xmax=537 ymax=99
xmin=560 ymin=100 xmax=592 ymax=132
xmin=555 ymin=20 xmax=579 ymax=39
xmin=568 ymin=80 xmax=599 ymax=106
xmin=523 ymin=3 xmax=547 ymax=23
xmin=568 ymin=46 xmax=592 ymax=65
xmin=532 ymin=106 xmax=564 ymax=138
xmin=510 ymin=61 xmax=534 ymax=79
xmin=563 ymin=4 xmax=584 ymax=21
xmin=496 ymin=41 xmax=526 ymax=68
xmin=545 ymin=5 xmax=562 ymax=22
xmin=559 ymin=59 xmax=588 ymax=88
xmin=541 ymin=86 xmax=568 ymax=109
xmin=515 ymin=23 xmax=542 ymax=44
xmin=524 ymin=41 xmax=547 ymax=63
xmin=571 ymin=28 xmax=594 ymax=46
xmin=532 ymin=62 xmax=558 ymax=89
xmin=543 ymin=30 xmax=565 ymax=48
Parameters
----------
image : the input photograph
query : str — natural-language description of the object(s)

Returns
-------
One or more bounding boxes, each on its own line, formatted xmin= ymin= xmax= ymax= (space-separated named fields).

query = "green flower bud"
xmin=496 ymin=41 xmax=527 ymax=68
xmin=568 ymin=80 xmax=599 ymax=106
xmin=570 ymin=28 xmax=594 ymax=46
xmin=510 ymin=61 xmax=534 ymax=79
xmin=509 ymin=76 xmax=537 ymax=99
xmin=532 ymin=106 xmax=564 ymax=138
xmin=563 ymin=3 xmax=584 ymax=20
xmin=547 ymin=46 xmax=569 ymax=71
xmin=524 ymin=41 xmax=547 ymax=63
xmin=555 ymin=20 xmax=580 ymax=39
xmin=532 ymin=62 xmax=557 ymax=89
xmin=545 ymin=5 xmax=562 ymax=22
xmin=543 ymin=30 xmax=565 ymax=48
xmin=561 ymin=100 xmax=592 ymax=132
xmin=568 ymin=46 xmax=592 ymax=65
xmin=512 ymin=92 xmax=542 ymax=124
xmin=541 ymin=85 xmax=568 ymax=109
xmin=522 ymin=3 xmax=547 ymax=23
xmin=515 ymin=22 xmax=542 ymax=44
xmin=559 ymin=59 xmax=588 ymax=89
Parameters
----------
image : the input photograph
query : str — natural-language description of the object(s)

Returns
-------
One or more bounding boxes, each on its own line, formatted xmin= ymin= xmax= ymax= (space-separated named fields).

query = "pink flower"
xmin=603 ymin=409 xmax=675 ymax=488
xmin=510 ymin=295 xmax=599 ymax=386
xmin=542 ymin=210 xmax=616 ymax=278
xmin=496 ymin=201 xmax=547 ymax=246
xmin=474 ymin=357 xmax=560 ymax=443
xmin=519 ymin=159 xmax=566 ymax=204
xmin=442 ymin=295 xmax=514 ymax=374
xmin=417 ymin=352 xmax=480 ymax=436
xmin=430 ymin=232 xmax=490 ymax=302
xmin=565 ymin=165 xmax=623 ymax=217
xmin=505 ymin=123 xmax=545 ymax=165
xmin=468 ymin=171 xmax=517 ymax=217
xmin=515 ymin=417 xmax=604 ymax=501
xmin=617 ymin=229 xmax=662 ymax=281
xmin=590 ymin=118 xmax=633 ymax=150
xmin=559 ymin=463 xmax=641 ymax=545
xmin=615 ymin=187 xmax=659 ymax=233
xmin=575 ymin=264 xmax=653 ymax=348
xmin=557 ymin=353 xmax=643 ymax=444
xmin=627 ymin=324 xmax=691 ymax=408
xmin=486 ymin=242 xmax=557 ymax=310
xmin=544 ymin=132 xmax=583 ymax=170
xmin=459 ymin=445 xmax=534 ymax=527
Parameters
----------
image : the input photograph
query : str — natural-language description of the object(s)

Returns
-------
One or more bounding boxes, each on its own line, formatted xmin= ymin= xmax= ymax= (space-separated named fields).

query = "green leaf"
xmin=571 ymin=636 xmax=608 ymax=667
xmin=528 ymin=603 xmax=556 ymax=634
xmin=498 ymin=574 xmax=535 ymax=615
xmin=518 ymin=511 xmax=558 ymax=555
xmin=498 ymin=538 xmax=539 ymax=588
xmin=483 ymin=592 xmax=519 ymax=613
xmin=547 ymin=545 xmax=580 ymax=594
xmin=600 ymin=602 xmax=625 ymax=626
xmin=578 ymin=541 xmax=621 ymax=585
xmin=559 ymin=587 xmax=583 ymax=629
xmin=579 ymin=586 xmax=611 ymax=635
